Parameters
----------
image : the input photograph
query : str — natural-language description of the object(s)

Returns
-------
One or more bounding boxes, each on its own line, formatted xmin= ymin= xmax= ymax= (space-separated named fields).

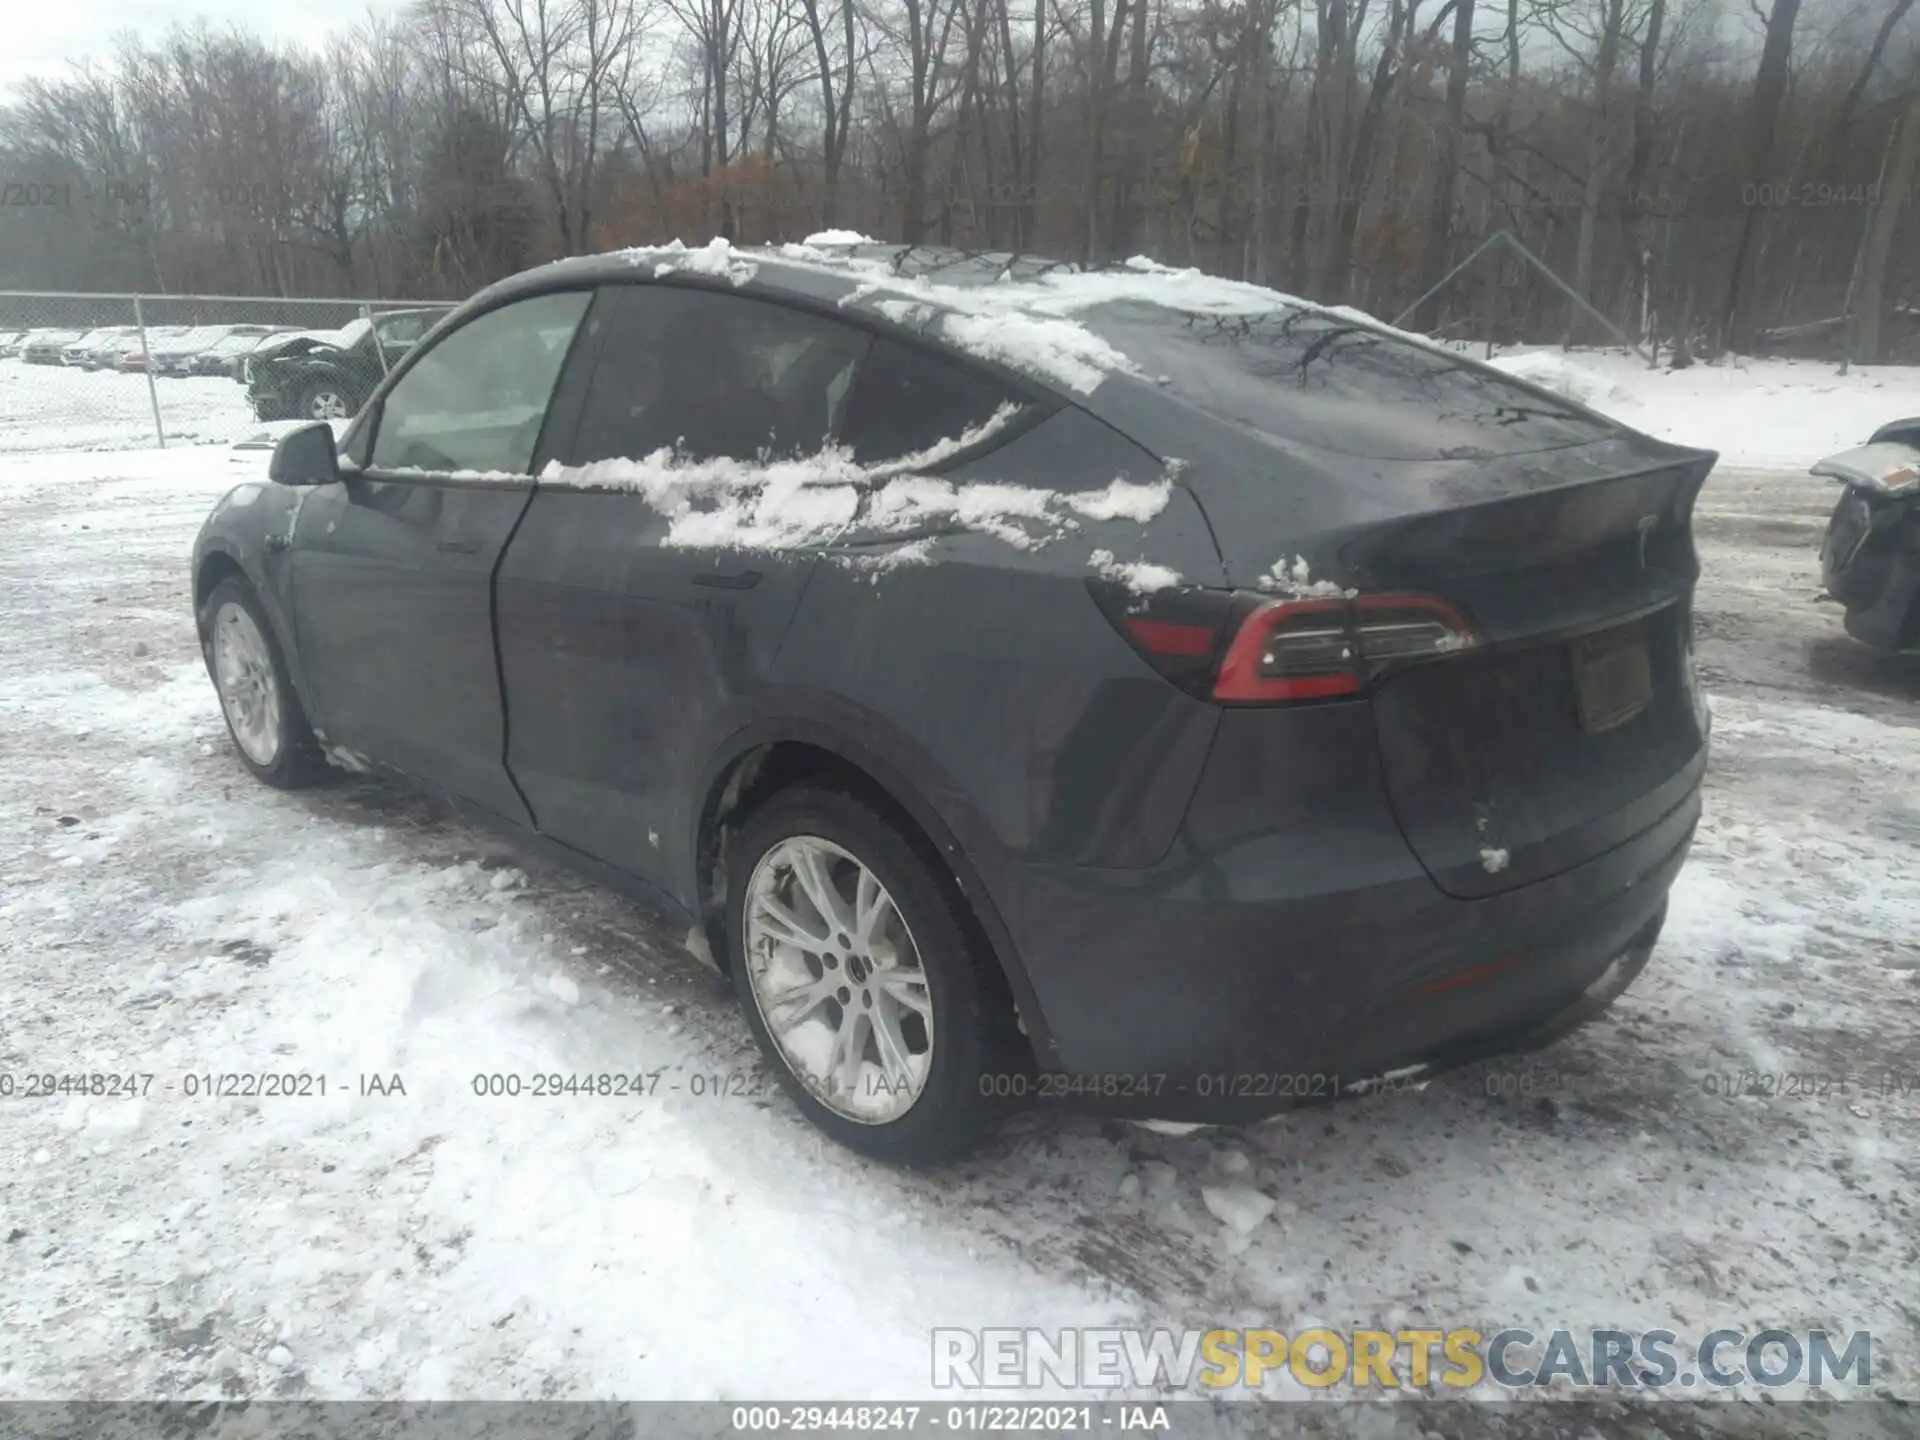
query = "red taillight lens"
xmin=1212 ymin=593 xmax=1479 ymax=704
xmin=1214 ymin=598 xmax=1356 ymax=701
xmin=1124 ymin=616 xmax=1217 ymax=658
xmin=1088 ymin=579 xmax=1477 ymax=706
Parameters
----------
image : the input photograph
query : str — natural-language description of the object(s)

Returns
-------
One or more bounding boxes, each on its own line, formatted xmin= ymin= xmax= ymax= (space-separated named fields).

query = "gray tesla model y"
xmin=192 ymin=241 xmax=1716 ymax=1161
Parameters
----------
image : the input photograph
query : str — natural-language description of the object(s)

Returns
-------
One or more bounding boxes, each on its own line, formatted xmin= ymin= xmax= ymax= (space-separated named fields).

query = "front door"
xmin=289 ymin=288 xmax=594 ymax=822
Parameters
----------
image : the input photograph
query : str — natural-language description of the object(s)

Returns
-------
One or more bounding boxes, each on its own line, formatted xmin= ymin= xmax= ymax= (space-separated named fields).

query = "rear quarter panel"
xmin=772 ymin=406 xmax=1227 ymax=873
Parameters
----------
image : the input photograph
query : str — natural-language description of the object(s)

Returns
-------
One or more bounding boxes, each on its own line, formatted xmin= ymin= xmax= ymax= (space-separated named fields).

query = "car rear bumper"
xmin=247 ymin=379 xmax=292 ymax=414
xmin=988 ymin=737 xmax=1702 ymax=1124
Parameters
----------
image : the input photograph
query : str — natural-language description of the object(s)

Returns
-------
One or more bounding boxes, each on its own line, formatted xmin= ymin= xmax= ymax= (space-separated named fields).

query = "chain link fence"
xmin=0 ymin=293 xmax=459 ymax=454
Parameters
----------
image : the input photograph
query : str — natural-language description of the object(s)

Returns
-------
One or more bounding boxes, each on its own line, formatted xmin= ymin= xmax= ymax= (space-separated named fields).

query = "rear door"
xmin=498 ymin=282 xmax=876 ymax=893
xmin=289 ymin=288 xmax=593 ymax=822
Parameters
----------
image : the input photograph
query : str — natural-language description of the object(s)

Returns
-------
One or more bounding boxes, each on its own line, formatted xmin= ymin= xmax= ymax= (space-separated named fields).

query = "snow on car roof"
xmin=506 ymin=237 xmax=1455 ymax=399
xmin=663 ymin=240 xmax=1455 ymax=396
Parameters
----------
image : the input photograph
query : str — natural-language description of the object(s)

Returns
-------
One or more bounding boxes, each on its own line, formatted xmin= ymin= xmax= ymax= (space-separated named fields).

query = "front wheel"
xmin=199 ymin=576 xmax=325 ymax=789
xmin=725 ymin=786 xmax=1023 ymax=1163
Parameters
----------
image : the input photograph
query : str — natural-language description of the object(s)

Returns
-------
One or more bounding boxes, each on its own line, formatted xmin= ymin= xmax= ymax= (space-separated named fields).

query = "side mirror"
xmin=268 ymin=422 xmax=341 ymax=487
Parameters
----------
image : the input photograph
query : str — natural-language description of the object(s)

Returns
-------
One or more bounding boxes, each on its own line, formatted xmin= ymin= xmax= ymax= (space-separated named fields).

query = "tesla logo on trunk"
xmin=1636 ymin=514 xmax=1658 ymax=569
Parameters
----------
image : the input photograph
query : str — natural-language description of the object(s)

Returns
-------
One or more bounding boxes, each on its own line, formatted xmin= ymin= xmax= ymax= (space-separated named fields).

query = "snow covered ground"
xmin=0 ymin=362 xmax=265 ymax=454
xmin=1487 ymin=347 xmax=1919 ymax=470
xmin=1 ymin=358 xmax=1918 ymax=1417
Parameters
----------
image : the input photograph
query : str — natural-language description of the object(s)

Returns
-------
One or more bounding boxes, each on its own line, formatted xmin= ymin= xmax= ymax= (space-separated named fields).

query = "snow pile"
xmin=802 ymin=230 xmax=880 ymax=247
xmin=544 ymin=412 xmax=1179 ymax=556
xmin=547 ymin=445 xmax=866 ymax=550
xmin=544 ymin=406 xmax=1022 ymax=548
xmin=1064 ymin=477 xmax=1172 ymax=522
xmin=1199 ymin=1184 xmax=1276 ymax=1235
xmin=1088 ymin=549 xmax=1184 ymax=595
xmin=938 ymin=311 xmax=1143 ymax=394
xmin=1257 ymin=554 xmax=1352 ymax=600
xmin=624 ymin=237 xmax=758 ymax=288
xmin=1488 ymin=350 xmax=1633 ymax=408
xmin=871 ymin=298 xmax=937 ymax=328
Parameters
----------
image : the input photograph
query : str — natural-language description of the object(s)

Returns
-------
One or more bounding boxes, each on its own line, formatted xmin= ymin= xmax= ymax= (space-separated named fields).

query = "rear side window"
xmin=568 ymin=286 xmax=871 ymax=464
xmin=838 ymin=339 xmax=1027 ymax=463
xmin=1084 ymin=302 xmax=1614 ymax=460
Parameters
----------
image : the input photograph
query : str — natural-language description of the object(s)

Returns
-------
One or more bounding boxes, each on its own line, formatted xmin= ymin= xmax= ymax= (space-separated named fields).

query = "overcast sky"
xmin=0 ymin=0 xmax=409 ymax=100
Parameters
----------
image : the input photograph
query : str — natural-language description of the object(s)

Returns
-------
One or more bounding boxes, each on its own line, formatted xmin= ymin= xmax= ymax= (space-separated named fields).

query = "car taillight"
xmin=1215 ymin=593 xmax=1479 ymax=702
xmin=1090 ymin=581 xmax=1478 ymax=705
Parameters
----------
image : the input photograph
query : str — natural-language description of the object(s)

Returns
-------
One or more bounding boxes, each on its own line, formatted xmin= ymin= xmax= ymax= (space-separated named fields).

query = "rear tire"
xmin=724 ymin=785 xmax=1022 ymax=1164
xmin=296 ymin=381 xmax=351 ymax=422
xmin=199 ymin=575 xmax=326 ymax=789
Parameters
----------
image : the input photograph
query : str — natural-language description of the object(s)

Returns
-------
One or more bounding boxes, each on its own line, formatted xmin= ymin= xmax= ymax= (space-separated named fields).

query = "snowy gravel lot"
xmin=2 ymin=362 xmax=1918 ymax=1419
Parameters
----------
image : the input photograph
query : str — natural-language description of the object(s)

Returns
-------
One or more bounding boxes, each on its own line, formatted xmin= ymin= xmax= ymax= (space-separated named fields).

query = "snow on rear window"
xmin=1083 ymin=303 xmax=1614 ymax=461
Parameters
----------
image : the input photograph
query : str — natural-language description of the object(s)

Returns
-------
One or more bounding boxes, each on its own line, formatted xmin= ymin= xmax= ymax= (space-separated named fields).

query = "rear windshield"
xmin=1082 ymin=301 xmax=1614 ymax=460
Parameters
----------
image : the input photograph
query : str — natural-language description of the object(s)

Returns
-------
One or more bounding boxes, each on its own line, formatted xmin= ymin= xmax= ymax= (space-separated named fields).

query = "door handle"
xmin=265 ymin=533 xmax=290 ymax=553
xmin=692 ymin=570 xmax=763 ymax=590
xmin=437 ymin=538 xmax=480 ymax=555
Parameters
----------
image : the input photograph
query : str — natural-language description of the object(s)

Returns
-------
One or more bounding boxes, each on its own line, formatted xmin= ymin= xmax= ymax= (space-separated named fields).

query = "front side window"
xmin=371 ymin=291 xmax=591 ymax=474
xmin=567 ymin=286 xmax=870 ymax=465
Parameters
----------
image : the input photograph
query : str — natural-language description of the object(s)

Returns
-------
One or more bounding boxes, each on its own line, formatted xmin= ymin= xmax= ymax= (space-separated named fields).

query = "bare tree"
xmin=1721 ymin=0 xmax=1803 ymax=353
xmin=1847 ymin=77 xmax=1920 ymax=364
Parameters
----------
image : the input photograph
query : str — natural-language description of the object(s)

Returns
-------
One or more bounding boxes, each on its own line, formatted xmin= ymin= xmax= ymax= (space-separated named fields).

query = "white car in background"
xmin=61 ymin=327 xmax=138 ymax=367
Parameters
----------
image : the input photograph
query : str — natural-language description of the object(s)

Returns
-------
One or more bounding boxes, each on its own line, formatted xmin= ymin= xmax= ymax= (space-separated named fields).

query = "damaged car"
xmin=243 ymin=309 xmax=441 ymax=421
xmin=191 ymin=243 xmax=1717 ymax=1162
xmin=1817 ymin=417 xmax=1920 ymax=653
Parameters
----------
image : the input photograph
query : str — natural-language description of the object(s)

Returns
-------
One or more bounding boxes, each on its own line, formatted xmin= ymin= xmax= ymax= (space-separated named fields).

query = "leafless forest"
xmin=1 ymin=0 xmax=1916 ymax=357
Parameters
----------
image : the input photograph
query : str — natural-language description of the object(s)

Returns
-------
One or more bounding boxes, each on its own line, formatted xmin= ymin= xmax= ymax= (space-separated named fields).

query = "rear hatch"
xmin=1080 ymin=304 xmax=1716 ymax=897
xmin=1347 ymin=452 xmax=1712 ymax=896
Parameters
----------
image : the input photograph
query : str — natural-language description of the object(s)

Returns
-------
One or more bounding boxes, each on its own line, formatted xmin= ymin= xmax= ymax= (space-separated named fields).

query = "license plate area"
xmin=1570 ymin=624 xmax=1652 ymax=733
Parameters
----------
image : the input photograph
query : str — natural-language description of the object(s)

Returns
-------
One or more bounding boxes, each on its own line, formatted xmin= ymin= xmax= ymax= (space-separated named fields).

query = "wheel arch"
xmin=691 ymin=721 xmax=1055 ymax=1065
xmin=193 ymin=542 xmax=319 ymax=726
xmin=193 ymin=547 xmax=249 ymax=620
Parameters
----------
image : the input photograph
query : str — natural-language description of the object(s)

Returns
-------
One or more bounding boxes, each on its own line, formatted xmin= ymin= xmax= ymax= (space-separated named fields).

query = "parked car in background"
xmin=150 ymin=324 xmax=249 ymax=376
xmin=1818 ymin=417 xmax=1920 ymax=653
xmin=193 ymin=244 xmax=1716 ymax=1162
xmin=192 ymin=327 xmax=293 ymax=378
xmin=0 ymin=329 xmax=26 ymax=357
xmin=22 ymin=329 xmax=88 ymax=364
xmin=244 ymin=309 xmax=441 ymax=420
xmin=85 ymin=332 xmax=148 ymax=370
xmin=118 ymin=327 xmax=194 ymax=373
xmin=62 ymin=327 xmax=138 ymax=367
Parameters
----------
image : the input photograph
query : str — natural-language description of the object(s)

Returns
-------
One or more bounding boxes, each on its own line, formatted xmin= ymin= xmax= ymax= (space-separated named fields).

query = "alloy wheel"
xmin=741 ymin=835 xmax=935 ymax=1123
xmin=308 ymin=390 xmax=348 ymax=420
xmin=212 ymin=600 xmax=282 ymax=766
